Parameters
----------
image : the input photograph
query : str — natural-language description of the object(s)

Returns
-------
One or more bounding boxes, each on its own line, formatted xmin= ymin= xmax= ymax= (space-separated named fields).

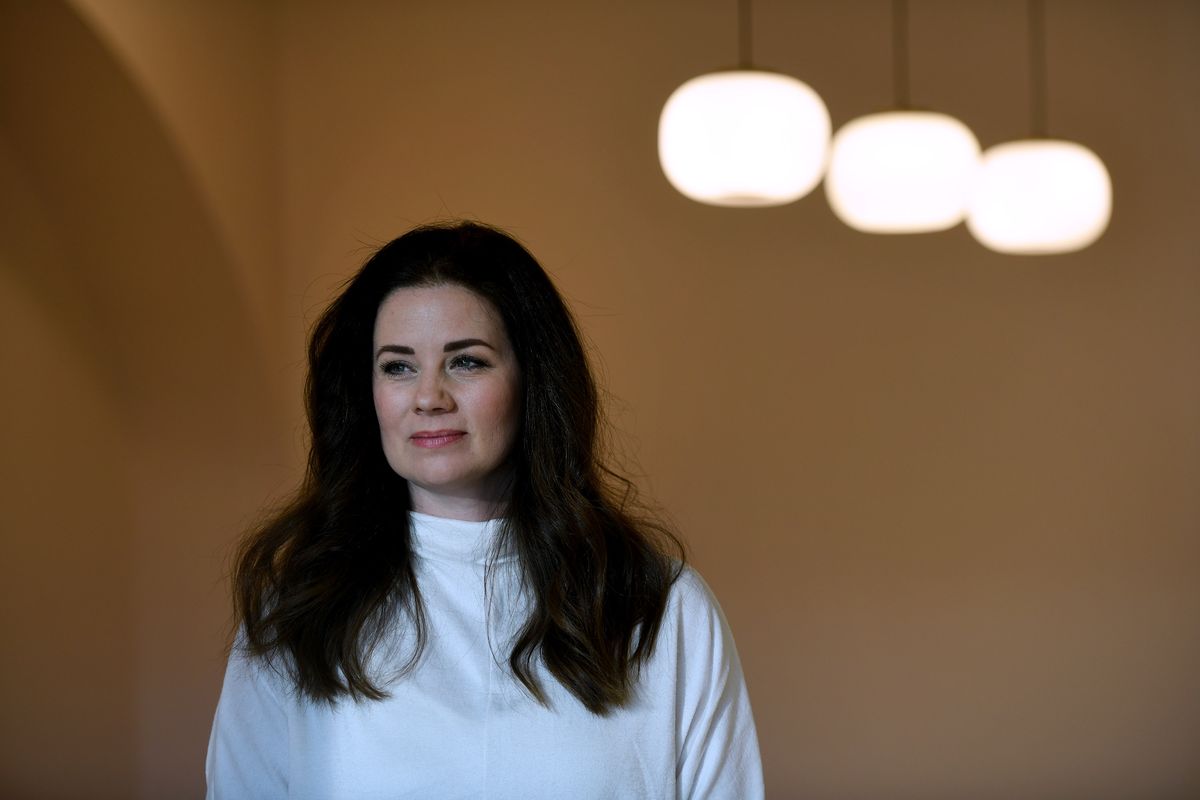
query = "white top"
xmin=205 ymin=512 xmax=763 ymax=799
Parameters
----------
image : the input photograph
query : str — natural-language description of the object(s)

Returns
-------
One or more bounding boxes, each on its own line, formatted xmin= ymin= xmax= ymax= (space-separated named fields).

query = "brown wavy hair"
xmin=232 ymin=221 xmax=683 ymax=714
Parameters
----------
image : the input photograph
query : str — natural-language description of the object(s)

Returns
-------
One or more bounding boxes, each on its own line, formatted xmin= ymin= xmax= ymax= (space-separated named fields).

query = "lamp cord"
xmin=1029 ymin=0 xmax=1048 ymax=137
xmin=893 ymin=0 xmax=910 ymax=109
xmin=738 ymin=0 xmax=753 ymax=69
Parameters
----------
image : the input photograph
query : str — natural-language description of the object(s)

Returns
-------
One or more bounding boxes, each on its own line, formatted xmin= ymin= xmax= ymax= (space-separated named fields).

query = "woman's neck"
xmin=407 ymin=486 xmax=507 ymax=522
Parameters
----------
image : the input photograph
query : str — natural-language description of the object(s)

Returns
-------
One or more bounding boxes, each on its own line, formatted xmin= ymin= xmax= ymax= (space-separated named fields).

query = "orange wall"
xmin=2 ymin=1 xmax=1197 ymax=798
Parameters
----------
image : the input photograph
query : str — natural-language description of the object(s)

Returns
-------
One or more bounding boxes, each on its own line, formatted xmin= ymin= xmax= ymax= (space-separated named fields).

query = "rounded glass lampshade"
xmin=658 ymin=70 xmax=831 ymax=207
xmin=825 ymin=110 xmax=981 ymax=233
xmin=967 ymin=140 xmax=1111 ymax=254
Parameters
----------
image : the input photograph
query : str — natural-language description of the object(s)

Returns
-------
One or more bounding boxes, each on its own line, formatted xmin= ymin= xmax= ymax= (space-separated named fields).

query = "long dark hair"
xmin=233 ymin=221 xmax=683 ymax=714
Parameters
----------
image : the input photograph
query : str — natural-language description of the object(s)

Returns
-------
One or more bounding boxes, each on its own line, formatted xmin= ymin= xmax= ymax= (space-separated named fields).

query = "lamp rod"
xmin=1029 ymin=0 xmax=1048 ymax=137
xmin=893 ymin=0 xmax=910 ymax=109
xmin=737 ymin=0 xmax=754 ymax=69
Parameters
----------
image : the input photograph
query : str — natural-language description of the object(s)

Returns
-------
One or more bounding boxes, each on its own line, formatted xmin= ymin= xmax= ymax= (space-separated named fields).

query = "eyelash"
xmin=379 ymin=360 xmax=414 ymax=376
xmin=448 ymin=354 xmax=489 ymax=371
xmin=377 ymin=355 xmax=491 ymax=376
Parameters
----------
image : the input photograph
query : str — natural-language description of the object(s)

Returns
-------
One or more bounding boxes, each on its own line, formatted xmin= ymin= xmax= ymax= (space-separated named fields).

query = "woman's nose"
xmin=414 ymin=370 xmax=454 ymax=414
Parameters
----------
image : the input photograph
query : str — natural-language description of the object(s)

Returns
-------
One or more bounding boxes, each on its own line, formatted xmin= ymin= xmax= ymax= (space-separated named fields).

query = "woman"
xmin=206 ymin=221 xmax=763 ymax=799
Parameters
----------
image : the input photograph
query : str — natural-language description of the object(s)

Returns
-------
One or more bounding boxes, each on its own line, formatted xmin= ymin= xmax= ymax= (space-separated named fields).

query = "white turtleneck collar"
xmin=408 ymin=511 xmax=511 ymax=565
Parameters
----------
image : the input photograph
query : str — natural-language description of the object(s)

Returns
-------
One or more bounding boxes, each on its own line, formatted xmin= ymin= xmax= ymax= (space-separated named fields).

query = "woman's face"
xmin=372 ymin=284 xmax=522 ymax=520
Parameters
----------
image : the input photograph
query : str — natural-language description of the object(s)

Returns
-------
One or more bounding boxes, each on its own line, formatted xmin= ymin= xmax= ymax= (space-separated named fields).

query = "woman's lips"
xmin=410 ymin=430 xmax=467 ymax=448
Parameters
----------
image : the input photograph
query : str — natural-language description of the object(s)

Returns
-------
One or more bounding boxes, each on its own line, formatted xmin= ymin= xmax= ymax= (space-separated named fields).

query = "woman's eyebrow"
xmin=376 ymin=344 xmax=414 ymax=358
xmin=444 ymin=338 xmax=493 ymax=352
xmin=375 ymin=340 xmax=494 ymax=359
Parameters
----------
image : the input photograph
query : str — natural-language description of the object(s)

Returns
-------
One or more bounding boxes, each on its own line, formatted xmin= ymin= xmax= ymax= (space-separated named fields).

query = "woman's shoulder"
xmin=669 ymin=562 xmax=712 ymax=601
xmin=661 ymin=563 xmax=735 ymax=639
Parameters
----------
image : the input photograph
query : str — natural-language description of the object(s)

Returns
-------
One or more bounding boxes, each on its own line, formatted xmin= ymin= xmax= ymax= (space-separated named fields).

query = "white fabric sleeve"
xmin=672 ymin=569 xmax=765 ymax=800
xmin=204 ymin=643 xmax=290 ymax=799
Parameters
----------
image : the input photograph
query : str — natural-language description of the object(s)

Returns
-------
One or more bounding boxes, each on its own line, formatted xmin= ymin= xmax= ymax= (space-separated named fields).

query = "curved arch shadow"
xmin=0 ymin=1 xmax=280 ymax=797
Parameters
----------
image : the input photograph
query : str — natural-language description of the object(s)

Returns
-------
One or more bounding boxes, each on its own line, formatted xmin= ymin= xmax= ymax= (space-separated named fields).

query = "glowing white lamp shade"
xmin=825 ymin=111 xmax=981 ymax=233
xmin=967 ymin=140 xmax=1111 ymax=254
xmin=658 ymin=70 xmax=831 ymax=207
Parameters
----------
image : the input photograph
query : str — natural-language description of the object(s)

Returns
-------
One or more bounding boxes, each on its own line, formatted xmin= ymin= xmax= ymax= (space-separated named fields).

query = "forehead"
xmin=373 ymin=284 xmax=506 ymax=339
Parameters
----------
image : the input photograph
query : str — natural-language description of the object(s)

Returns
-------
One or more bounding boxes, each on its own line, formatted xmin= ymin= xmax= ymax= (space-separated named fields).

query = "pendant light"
xmin=967 ymin=0 xmax=1111 ymax=254
xmin=824 ymin=0 xmax=981 ymax=233
xmin=658 ymin=0 xmax=830 ymax=207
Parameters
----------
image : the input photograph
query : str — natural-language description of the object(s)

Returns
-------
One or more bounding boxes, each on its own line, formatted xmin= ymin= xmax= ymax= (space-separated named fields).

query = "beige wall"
xmin=0 ymin=127 xmax=137 ymax=800
xmin=1 ymin=1 xmax=1197 ymax=797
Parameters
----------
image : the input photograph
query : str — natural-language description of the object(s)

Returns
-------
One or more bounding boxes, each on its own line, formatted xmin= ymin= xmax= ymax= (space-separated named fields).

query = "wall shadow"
xmin=0 ymin=1 xmax=277 ymax=796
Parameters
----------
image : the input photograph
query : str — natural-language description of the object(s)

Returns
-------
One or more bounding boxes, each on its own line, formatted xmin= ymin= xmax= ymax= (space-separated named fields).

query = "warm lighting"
xmin=658 ymin=70 xmax=830 ymax=207
xmin=824 ymin=111 xmax=981 ymax=233
xmin=965 ymin=2 xmax=1113 ymax=255
xmin=967 ymin=139 xmax=1111 ymax=254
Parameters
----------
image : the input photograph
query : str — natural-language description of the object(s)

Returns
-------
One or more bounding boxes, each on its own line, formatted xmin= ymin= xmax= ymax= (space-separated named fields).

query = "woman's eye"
xmin=379 ymin=360 xmax=414 ymax=376
xmin=449 ymin=354 xmax=489 ymax=371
